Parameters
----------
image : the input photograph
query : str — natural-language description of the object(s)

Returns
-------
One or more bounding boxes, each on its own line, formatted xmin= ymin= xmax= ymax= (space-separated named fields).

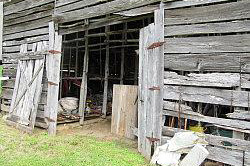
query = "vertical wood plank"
xmin=111 ymin=85 xmax=138 ymax=139
xmin=138 ymin=5 xmax=164 ymax=159
xmin=138 ymin=27 xmax=146 ymax=154
xmin=153 ymin=4 xmax=164 ymax=147
xmin=102 ymin=25 xmax=110 ymax=118
xmin=79 ymin=29 xmax=89 ymax=125
xmin=46 ymin=22 xmax=62 ymax=135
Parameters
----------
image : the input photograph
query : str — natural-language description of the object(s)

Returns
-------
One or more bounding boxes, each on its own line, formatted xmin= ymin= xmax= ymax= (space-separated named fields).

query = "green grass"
xmin=0 ymin=119 xmax=149 ymax=166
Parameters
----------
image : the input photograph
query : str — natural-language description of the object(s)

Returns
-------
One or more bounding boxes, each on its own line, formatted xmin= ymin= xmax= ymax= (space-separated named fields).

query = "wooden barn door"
xmin=138 ymin=6 xmax=164 ymax=159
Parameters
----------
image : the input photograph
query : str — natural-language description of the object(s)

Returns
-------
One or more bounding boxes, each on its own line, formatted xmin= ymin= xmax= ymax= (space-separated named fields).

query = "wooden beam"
xmin=79 ymin=28 xmax=89 ymax=125
xmin=4 ymin=0 xmax=54 ymax=16
xmin=102 ymin=24 xmax=110 ymax=118
xmin=120 ymin=22 xmax=127 ymax=84
xmin=165 ymin=20 xmax=250 ymax=37
xmin=164 ymin=34 xmax=250 ymax=54
xmin=164 ymin=72 xmax=250 ymax=89
xmin=164 ymin=0 xmax=250 ymax=26
xmin=53 ymin=0 xmax=169 ymax=23
xmin=46 ymin=22 xmax=62 ymax=135
xmin=164 ymin=85 xmax=250 ymax=108
xmin=164 ymin=53 xmax=250 ymax=73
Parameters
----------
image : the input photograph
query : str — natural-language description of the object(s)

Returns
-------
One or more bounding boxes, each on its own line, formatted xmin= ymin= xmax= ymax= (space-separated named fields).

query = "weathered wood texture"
xmin=165 ymin=34 xmax=250 ymax=54
xmin=138 ymin=7 xmax=164 ymax=159
xmin=7 ymin=56 xmax=45 ymax=133
xmin=2 ymin=1 xmax=54 ymax=121
xmin=164 ymin=0 xmax=250 ymax=26
xmin=164 ymin=85 xmax=250 ymax=108
xmin=53 ymin=0 xmax=172 ymax=23
xmin=45 ymin=22 xmax=62 ymax=135
xmin=164 ymin=72 xmax=250 ymax=89
xmin=163 ymin=1 xmax=250 ymax=165
xmin=111 ymin=85 xmax=138 ymax=140
xmin=164 ymin=53 xmax=250 ymax=73
xmin=163 ymin=101 xmax=250 ymax=132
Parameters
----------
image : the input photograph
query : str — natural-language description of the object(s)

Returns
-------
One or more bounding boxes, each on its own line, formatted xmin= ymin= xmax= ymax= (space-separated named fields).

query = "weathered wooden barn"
xmin=1 ymin=0 xmax=250 ymax=165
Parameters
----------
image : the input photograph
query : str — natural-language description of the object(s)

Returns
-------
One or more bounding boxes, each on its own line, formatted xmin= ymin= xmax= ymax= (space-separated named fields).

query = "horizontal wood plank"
xmin=164 ymin=72 xmax=250 ymax=89
xmin=53 ymin=0 xmax=169 ymax=23
xmin=163 ymin=108 xmax=250 ymax=131
xmin=164 ymin=34 xmax=250 ymax=53
xmin=4 ymin=0 xmax=54 ymax=16
xmin=164 ymin=1 xmax=250 ymax=25
xmin=3 ymin=27 xmax=49 ymax=41
xmin=4 ymin=17 xmax=50 ymax=35
xmin=55 ymin=0 xmax=108 ymax=14
xmin=164 ymin=85 xmax=250 ymax=108
xmin=164 ymin=53 xmax=250 ymax=73
xmin=165 ymin=20 xmax=250 ymax=36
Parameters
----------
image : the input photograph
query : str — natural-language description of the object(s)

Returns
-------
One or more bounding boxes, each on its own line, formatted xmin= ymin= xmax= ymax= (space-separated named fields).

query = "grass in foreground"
xmin=0 ymin=119 xmax=148 ymax=166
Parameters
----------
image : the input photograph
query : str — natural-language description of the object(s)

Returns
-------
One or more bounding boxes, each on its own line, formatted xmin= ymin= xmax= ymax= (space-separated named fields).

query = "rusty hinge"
xmin=147 ymin=41 xmax=165 ymax=50
xmin=48 ymin=81 xmax=59 ymax=86
xmin=49 ymin=50 xmax=61 ymax=54
xmin=146 ymin=137 xmax=160 ymax=143
xmin=149 ymin=86 xmax=160 ymax=91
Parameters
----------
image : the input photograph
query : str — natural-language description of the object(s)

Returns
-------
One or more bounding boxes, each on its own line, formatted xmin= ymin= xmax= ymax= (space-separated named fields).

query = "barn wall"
xmin=1 ymin=0 xmax=55 ymax=126
xmin=163 ymin=0 xmax=250 ymax=165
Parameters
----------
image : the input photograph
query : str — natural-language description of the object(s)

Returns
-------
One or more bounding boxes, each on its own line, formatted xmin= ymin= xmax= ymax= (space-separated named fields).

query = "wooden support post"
xmin=79 ymin=28 xmax=89 ymax=125
xmin=0 ymin=2 xmax=3 ymax=60
xmin=46 ymin=22 xmax=62 ymax=135
xmin=120 ymin=22 xmax=127 ymax=84
xmin=102 ymin=25 xmax=110 ymax=118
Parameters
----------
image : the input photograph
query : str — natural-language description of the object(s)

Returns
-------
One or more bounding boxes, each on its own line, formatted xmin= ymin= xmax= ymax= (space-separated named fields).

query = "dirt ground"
xmin=56 ymin=116 xmax=138 ymax=148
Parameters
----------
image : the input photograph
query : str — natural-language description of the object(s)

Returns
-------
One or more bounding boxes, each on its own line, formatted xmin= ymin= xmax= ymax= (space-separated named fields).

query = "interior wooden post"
xmin=120 ymin=22 xmax=127 ymax=84
xmin=79 ymin=26 xmax=89 ymax=125
xmin=102 ymin=25 xmax=110 ymax=118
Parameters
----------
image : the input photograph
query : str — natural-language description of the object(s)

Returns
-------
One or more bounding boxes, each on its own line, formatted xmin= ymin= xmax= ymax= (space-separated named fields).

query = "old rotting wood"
xmin=102 ymin=25 xmax=110 ymax=118
xmin=164 ymin=53 xmax=250 ymax=73
xmin=53 ymin=0 xmax=173 ymax=23
xmin=7 ymin=56 xmax=45 ymax=133
xmin=164 ymin=85 xmax=250 ymax=108
xmin=165 ymin=20 xmax=250 ymax=37
xmin=46 ymin=22 xmax=62 ymax=135
xmin=164 ymin=72 xmax=250 ymax=89
xmin=163 ymin=101 xmax=250 ymax=131
xmin=138 ymin=5 xmax=164 ymax=159
xmin=4 ymin=0 xmax=54 ymax=16
xmin=164 ymin=0 xmax=250 ymax=26
xmin=164 ymin=34 xmax=250 ymax=54
xmin=226 ymin=111 xmax=250 ymax=121
xmin=79 ymin=28 xmax=89 ymax=125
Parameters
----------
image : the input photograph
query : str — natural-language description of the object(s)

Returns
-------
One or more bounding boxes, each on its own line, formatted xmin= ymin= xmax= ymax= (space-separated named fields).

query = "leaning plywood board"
xmin=111 ymin=85 xmax=138 ymax=140
xmin=6 ymin=56 xmax=45 ymax=133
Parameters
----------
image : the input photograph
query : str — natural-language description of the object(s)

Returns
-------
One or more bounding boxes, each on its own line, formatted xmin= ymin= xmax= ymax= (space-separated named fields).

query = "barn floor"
xmin=0 ymin=116 xmax=148 ymax=166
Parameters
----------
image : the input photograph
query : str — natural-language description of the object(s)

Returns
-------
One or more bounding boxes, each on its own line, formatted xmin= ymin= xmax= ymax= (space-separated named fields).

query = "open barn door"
xmin=138 ymin=6 xmax=164 ymax=159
